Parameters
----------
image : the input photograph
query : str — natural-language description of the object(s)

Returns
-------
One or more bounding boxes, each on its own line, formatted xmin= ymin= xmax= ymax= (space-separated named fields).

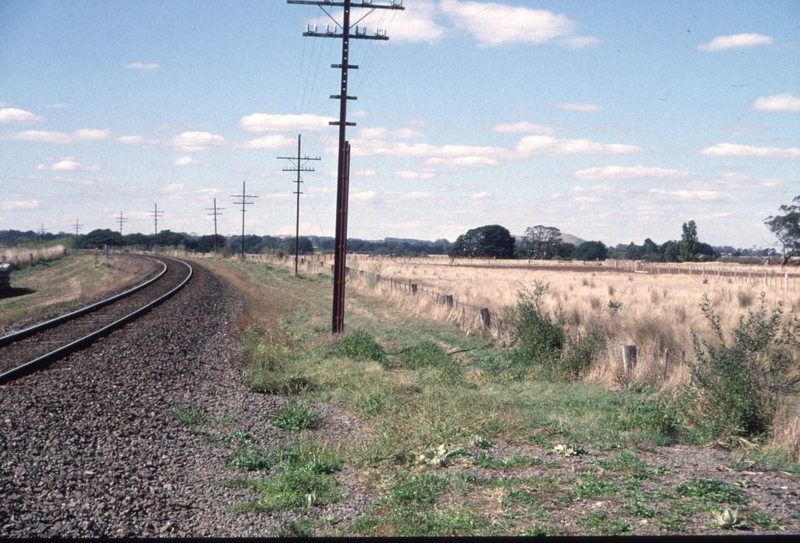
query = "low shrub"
xmin=334 ymin=330 xmax=386 ymax=364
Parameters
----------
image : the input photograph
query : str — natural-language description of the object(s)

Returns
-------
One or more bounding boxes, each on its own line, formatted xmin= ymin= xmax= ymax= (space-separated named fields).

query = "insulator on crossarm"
xmin=305 ymin=24 xmax=309 ymax=32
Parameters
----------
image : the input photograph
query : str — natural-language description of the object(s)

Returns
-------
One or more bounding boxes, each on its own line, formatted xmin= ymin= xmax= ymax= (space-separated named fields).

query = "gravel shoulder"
xmin=0 ymin=261 xmax=374 ymax=537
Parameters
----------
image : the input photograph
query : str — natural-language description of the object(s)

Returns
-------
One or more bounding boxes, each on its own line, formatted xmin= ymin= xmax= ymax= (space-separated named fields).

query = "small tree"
xmin=680 ymin=220 xmax=698 ymax=261
xmin=518 ymin=225 xmax=561 ymax=260
xmin=765 ymin=195 xmax=800 ymax=265
xmin=572 ymin=240 xmax=607 ymax=261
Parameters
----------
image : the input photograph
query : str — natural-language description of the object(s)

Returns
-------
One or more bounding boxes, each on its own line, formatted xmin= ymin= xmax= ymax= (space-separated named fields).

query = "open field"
xmin=191 ymin=256 xmax=799 ymax=536
xmin=0 ymin=253 xmax=156 ymax=328
xmin=0 ymin=245 xmax=68 ymax=268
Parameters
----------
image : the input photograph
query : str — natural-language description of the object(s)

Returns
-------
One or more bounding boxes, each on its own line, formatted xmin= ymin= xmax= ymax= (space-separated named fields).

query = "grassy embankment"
xmin=196 ymin=257 xmax=799 ymax=537
xmin=0 ymin=253 xmax=143 ymax=327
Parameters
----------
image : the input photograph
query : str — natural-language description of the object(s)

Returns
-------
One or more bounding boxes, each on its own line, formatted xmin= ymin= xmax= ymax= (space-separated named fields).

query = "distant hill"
xmin=559 ymin=233 xmax=584 ymax=246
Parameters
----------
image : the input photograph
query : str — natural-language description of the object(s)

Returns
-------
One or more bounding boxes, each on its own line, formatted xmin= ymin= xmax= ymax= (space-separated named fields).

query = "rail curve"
xmin=0 ymin=254 xmax=193 ymax=384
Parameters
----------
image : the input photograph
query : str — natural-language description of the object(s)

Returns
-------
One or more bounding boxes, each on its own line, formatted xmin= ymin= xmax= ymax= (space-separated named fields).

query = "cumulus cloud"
xmin=515 ymin=135 xmax=643 ymax=156
xmin=239 ymin=134 xmax=296 ymax=149
xmin=384 ymin=1 xmax=446 ymax=43
xmin=698 ymin=143 xmax=800 ymax=160
xmin=117 ymin=135 xmax=159 ymax=147
xmin=574 ymin=165 xmax=689 ymax=181
xmin=126 ymin=62 xmax=160 ymax=70
xmin=698 ymin=33 xmax=773 ymax=52
xmin=649 ymin=189 xmax=731 ymax=201
xmin=439 ymin=0 xmax=596 ymax=48
xmin=399 ymin=191 xmax=437 ymax=200
xmin=36 ymin=157 xmax=101 ymax=172
xmin=712 ymin=171 xmax=785 ymax=189
xmin=238 ymin=113 xmax=334 ymax=132
xmin=358 ymin=126 xmax=424 ymax=139
xmin=3 ymin=128 xmax=110 ymax=144
xmin=173 ymin=156 xmax=202 ymax=166
xmin=0 ymin=107 xmax=44 ymax=124
xmin=490 ymin=121 xmax=555 ymax=134
xmin=752 ymin=92 xmax=800 ymax=113
xmin=557 ymin=103 xmax=602 ymax=112
xmin=1 ymin=199 xmax=39 ymax=211
xmin=169 ymin=131 xmax=227 ymax=152
xmin=395 ymin=170 xmax=436 ymax=180
xmin=471 ymin=192 xmax=492 ymax=200
xmin=351 ymin=190 xmax=379 ymax=203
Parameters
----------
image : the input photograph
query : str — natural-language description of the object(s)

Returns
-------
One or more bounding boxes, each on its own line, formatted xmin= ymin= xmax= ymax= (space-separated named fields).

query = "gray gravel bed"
xmin=0 ymin=261 xmax=375 ymax=537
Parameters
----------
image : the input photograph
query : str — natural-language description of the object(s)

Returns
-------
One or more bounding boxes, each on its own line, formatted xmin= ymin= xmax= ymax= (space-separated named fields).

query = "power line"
xmin=116 ymin=211 xmax=128 ymax=242
xmin=288 ymin=0 xmax=404 ymax=334
xmin=231 ymin=181 xmax=258 ymax=259
xmin=279 ymin=134 xmax=321 ymax=276
xmin=72 ymin=219 xmax=83 ymax=249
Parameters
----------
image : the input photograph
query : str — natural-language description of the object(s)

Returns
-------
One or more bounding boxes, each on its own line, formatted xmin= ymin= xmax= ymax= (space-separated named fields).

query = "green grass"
xmin=203 ymin=258 xmax=798 ymax=537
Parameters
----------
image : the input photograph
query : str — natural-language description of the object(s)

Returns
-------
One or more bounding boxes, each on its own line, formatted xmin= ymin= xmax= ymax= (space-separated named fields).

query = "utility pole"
xmin=278 ymin=134 xmax=321 ymax=276
xmin=288 ymin=0 xmax=404 ymax=333
xmin=150 ymin=204 xmax=164 ymax=253
xmin=231 ymin=181 xmax=257 ymax=259
xmin=72 ymin=219 xmax=83 ymax=249
xmin=39 ymin=224 xmax=46 ymax=242
xmin=116 ymin=211 xmax=128 ymax=246
xmin=206 ymin=198 xmax=225 ymax=254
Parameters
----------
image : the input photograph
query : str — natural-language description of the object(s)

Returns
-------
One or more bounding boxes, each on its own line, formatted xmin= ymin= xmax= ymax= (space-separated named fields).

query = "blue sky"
xmin=1 ymin=0 xmax=798 ymax=248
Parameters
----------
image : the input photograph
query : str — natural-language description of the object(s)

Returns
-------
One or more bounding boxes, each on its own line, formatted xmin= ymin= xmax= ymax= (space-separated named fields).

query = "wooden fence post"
xmin=623 ymin=345 xmax=637 ymax=373
xmin=445 ymin=295 xmax=454 ymax=309
xmin=663 ymin=348 xmax=669 ymax=380
xmin=479 ymin=307 xmax=491 ymax=329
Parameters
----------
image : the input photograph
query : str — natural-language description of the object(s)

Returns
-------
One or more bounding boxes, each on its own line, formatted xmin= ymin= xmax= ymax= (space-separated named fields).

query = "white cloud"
xmin=557 ymin=35 xmax=601 ymax=49
xmin=239 ymin=134 xmax=296 ymax=149
xmin=649 ymin=189 xmax=731 ymax=201
xmin=238 ymin=113 xmax=334 ymax=132
xmin=351 ymin=190 xmax=379 ymax=203
xmin=385 ymin=1 xmax=446 ymax=43
xmin=471 ymin=192 xmax=492 ymax=200
xmin=45 ymin=103 xmax=68 ymax=109
xmin=712 ymin=171 xmax=785 ymax=189
xmin=439 ymin=0 xmax=595 ymax=48
xmin=126 ymin=62 xmax=160 ymax=70
xmin=395 ymin=169 xmax=437 ymax=179
xmin=574 ymin=165 xmax=689 ymax=181
xmin=117 ymin=135 xmax=159 ymax=148
xmin=515 ymin=135 xmax=643 ymax=156
xmin=169 ymin=131 xmax=227 ymax=152
xmin=358 ymin=126 xmax=424 ymax=139
xmin=36 ymin=157 xmax=101 ymax=172
xmin=490 ymin=121 xmax=555 ymax=134
xmin=698 ymin=33 xmax=773 ymax=52
xmin=698 ymin=143 xmax=800 ymax=160
xmin=353 ymin=169 xmax=378 ymax=178
xmin=1 ymin=199 xmax=39 ymax=211
xmin=427 ymin=155 xmax=499 ymax=166
xmin=557 ymin=103 xmax=602 ymax=112
xmin=752 ymin=92 xmax=800 ymax=113
xmin=173 ymin=156 xmax=201 ymax=166
xmin=3 ymin=128 xmax=110 ymax=144
xmin=0 ymin=107 xmax=44 ymax=124
xmin=399 ymin=191 xmax=436 ymax=200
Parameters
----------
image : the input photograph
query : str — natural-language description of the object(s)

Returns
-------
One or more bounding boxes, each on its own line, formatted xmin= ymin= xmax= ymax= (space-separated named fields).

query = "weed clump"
xmin=272 ymin=402 xmax=320 ymax=431
xmin=507 ymin=282 xmax=603 ymax=380
xmin=335 ymin=329 xmax=386 ymax=365
xmin=684 ymin=294 xmax=799 ymax=441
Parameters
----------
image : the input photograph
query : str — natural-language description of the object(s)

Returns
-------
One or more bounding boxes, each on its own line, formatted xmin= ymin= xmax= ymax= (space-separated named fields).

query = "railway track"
xmin=0 ymin=255 xmax=192 ymax=384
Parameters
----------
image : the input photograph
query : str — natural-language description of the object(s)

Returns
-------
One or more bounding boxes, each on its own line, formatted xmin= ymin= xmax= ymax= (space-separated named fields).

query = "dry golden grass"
xmin=0 ymin=245 xmax=67 ymax=266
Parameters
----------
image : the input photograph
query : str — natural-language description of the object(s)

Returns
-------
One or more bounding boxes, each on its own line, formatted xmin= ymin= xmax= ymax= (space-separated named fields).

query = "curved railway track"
xmin=0 ymin=255 xmax=192 ymax=384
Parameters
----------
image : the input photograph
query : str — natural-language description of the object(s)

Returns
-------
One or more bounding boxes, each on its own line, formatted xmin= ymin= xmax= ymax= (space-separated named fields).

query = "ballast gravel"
xmin=0 ymin=261 xmax=373 ymax=538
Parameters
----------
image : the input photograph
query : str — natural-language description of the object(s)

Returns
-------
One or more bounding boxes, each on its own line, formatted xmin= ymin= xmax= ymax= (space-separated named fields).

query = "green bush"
xmin=272 ymin=403 xmax=320 ymax=431
xmin=507 ymin=282 xmax=601 ymax=380
xmin=335 ymin=330 xmax=386 ymax=364
xmin=685 ymin=294 xmax=798 ymax=440
xmin=400 ymin=341 xmax=450 ymax=369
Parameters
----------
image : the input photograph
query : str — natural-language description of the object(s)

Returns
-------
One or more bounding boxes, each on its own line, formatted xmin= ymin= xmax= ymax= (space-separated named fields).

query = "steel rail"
xmin=0 ymin=256 xmax=193 ymax=384
xmin=0 ymin=259 xmax=168 ymax=348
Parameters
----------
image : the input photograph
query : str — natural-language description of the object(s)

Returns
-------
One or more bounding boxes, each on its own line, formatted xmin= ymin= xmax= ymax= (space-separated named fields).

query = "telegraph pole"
xmin=278 ymin=134 xmax=320 ymax=276
xmin=206 ymin=198 xmax=225 ymax=254
xmin=231 ymin=182 xmax=257 ymax=259
xmin=72 ymin=219 xmax=83 ymax=249
xmin=288 ymin=0 xmax=404 ymax=333
xmin=39 ymin=224 xmax=46 ymax=242
xmin=116 ymin=211 xmax=128 ymax=246
xmin=150 ymin=204 xmax=164 ymax=253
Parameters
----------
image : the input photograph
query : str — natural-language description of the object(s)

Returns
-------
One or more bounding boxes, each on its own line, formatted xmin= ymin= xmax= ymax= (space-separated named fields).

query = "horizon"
xmin=1 ymin=1 xmax=798 ymax=249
